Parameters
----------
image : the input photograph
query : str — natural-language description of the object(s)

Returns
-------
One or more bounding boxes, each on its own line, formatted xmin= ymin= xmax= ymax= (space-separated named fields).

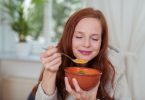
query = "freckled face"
xmin=72 ymin=18 xmax=102 ymax=61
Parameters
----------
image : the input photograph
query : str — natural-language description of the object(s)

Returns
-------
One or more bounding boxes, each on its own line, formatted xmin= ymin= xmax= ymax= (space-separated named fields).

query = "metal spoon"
xmin=43 ymin=48 xmax=87 ymax=64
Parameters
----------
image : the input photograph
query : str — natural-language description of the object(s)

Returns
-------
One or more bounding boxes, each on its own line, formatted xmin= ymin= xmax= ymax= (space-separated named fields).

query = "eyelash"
xmin=92 ymin=38 xmax=99 ymax=41
xmin=75 ymin=36 xmax=99 ymax=41
xmin=75 ymin=36 xmax=82 ymax=38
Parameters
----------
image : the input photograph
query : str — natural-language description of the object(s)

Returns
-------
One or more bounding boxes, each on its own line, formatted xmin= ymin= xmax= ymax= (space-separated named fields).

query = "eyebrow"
xmin=75 ymin=31 xmax=84 ymax=34
xmin=75 ymin=31 xmax=99 ymax=36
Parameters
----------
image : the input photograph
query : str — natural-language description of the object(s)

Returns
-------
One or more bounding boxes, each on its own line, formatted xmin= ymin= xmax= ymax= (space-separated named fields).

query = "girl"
xmin=32 ymin=8 xmax=131 ymax=100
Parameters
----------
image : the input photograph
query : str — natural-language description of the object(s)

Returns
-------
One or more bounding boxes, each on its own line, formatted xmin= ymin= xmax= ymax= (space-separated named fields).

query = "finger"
xmin=44 ymin=56 xmax=61 ymax=71
xmin=90 ymin=81 xmax=100 ymax=93
xmin=65 ymin=77 xmax=73 ymax=93
xmin=65 ymin=77 xmax=80 ymax=99
xmin=46 ymin=45 xmax=55 ymax=50
xmin=41 ymin=45 xmax=54 ymax=54
xmin=41 ymin=53 xmax=61 ymax=65
xmin=46 ymin=61 xmax=62 ymax=72
xmin=48 ymin=57 xmax=62 ymax=71
xmin=72 ymin=78 xmax=83 ymax=93
xmin=41 ymin=47 xmax=58 ymax=58
xmin=94 ymin=81 xmax=100 ymax=90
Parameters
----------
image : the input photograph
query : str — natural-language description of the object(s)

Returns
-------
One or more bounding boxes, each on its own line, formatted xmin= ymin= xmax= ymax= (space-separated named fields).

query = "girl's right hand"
xmin=40 ymin=46 xmax=62 ymax=73
xmin=40 ymin=46 xmax=61 ymax=95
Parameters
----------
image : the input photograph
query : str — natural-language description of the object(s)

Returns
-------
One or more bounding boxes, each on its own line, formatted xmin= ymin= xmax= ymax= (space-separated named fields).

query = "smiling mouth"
xmin=78 ymin=50 xmax=92 ymax=55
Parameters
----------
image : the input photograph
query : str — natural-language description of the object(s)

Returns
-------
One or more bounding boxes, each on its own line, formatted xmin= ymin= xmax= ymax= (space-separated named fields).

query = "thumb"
xmin=91 ymin=81 xmax=100 ymax=93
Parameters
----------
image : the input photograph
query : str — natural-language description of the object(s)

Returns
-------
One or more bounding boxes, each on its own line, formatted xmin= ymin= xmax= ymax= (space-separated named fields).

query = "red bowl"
xmin=64 ymin=67 xmax=102 ymax=90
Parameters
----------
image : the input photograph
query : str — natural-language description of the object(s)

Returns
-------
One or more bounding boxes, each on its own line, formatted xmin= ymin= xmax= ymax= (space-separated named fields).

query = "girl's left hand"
xmin=64 ymin=77 xmax=100 ymax=100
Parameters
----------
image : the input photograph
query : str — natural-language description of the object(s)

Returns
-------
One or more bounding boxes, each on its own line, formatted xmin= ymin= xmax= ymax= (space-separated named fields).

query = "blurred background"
xmin=0 ymin=0 xmax=145 ymax=100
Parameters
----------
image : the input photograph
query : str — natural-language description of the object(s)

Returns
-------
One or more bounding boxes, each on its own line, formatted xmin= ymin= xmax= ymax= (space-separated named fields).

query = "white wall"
xmin=0 ymin=59 xmax=42 ymax=100
xmin=0 ymin=59 xmax=42 ymax=78
xmin=0 ymin=60 xmax=2 ymax=100
xmin=2 ymin=77 xmax=37 ymax=100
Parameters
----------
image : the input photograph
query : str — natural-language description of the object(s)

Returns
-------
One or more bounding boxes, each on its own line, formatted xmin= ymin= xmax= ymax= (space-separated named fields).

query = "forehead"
xmin=74 ymin=18 xmax=102 ymax=34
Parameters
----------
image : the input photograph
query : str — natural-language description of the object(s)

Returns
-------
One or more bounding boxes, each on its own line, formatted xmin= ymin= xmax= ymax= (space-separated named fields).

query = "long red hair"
xmin=32 ymin=8 xmax=115 ymax=100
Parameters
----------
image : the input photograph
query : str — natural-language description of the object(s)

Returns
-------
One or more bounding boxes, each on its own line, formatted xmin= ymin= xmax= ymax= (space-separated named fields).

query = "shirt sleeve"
xmin=35 ymin=82 xmax=58 ymax=100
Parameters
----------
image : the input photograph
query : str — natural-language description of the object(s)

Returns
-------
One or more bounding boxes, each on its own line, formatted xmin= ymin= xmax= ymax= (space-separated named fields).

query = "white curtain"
xmin=85 ymin=0 xmax=145 ymax=99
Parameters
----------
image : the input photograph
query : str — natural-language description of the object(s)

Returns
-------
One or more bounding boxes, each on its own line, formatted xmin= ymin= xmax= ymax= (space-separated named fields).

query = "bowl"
xmin=64 ymin=67 xmax=102 ymax=90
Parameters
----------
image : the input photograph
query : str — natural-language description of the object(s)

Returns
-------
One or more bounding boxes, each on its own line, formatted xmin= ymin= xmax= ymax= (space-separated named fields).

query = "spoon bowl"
xmin=61 ymin=53 xmax=88 ymax=64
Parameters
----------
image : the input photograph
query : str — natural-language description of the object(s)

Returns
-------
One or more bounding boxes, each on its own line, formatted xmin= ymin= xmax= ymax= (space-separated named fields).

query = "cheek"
xmin=72 ymin=38 xmax=82 ymax=48
xmin=92 ymin=41 xmax=101 ymax=52
xmin=72 ymin=46 xmax=79 ymax=58
xmin=72 ymin=38 xmax=79 ymax=54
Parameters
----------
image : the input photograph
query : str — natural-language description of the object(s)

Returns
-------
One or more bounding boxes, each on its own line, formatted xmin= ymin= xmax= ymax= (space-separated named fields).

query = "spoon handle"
xmin=43 ymin=48 xmax=73 ymax=61
xmin=60 ymin=53 xmax=73 ymax=60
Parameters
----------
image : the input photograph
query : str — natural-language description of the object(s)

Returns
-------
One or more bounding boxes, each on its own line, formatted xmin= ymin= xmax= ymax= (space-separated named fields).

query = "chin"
xmin=85 ymin=56 xmax=96 ymax=61
xmin=79 ymin=56 xmax=92 ymax=61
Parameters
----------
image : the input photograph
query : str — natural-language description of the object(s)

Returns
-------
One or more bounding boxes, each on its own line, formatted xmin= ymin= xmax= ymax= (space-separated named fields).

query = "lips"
xmin=78 ymin=50 xmax=92 ymax=55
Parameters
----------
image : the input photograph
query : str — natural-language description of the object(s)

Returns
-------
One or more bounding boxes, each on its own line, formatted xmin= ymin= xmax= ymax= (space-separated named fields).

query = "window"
xmin=0 ymin=0 xmax=86 ymax=58
xmin=51 ymin=0 xmax=82 ymax=42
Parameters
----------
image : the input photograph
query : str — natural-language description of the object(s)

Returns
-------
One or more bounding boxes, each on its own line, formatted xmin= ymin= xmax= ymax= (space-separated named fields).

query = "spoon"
xmin=61 ymin=53 xmax=87 ymax=64
xmin=43 ymin=48 xmax=87 ymax=64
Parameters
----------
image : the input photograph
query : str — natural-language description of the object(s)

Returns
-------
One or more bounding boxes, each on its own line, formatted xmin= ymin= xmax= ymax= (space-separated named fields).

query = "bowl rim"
xmin=64 ymin=67 xmax=102 ymax=76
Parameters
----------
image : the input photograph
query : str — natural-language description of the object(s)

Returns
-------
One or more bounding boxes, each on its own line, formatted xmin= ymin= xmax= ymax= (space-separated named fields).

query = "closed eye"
xmin=75 ymin=36 xmax=83 ymax=38
xmin=92 ymin=38 xmax=99 ymax=41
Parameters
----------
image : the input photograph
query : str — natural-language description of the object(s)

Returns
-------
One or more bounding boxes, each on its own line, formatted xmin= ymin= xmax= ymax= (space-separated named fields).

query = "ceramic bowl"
xmin=64 ymin=67 xmax=102 ymax=90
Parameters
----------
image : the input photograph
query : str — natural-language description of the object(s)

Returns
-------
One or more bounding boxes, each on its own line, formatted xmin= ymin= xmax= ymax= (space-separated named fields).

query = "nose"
xmin=83 ymin=38 xmax=90 ymax=48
